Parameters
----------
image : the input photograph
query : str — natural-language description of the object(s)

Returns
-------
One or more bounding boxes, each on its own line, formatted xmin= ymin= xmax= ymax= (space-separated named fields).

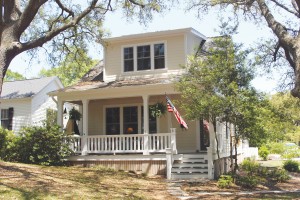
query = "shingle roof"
xmin=53 ymin=76 xmax=176 ymax=93
xmin=1 ymin=76 xmax=58 ymax=99
xmin=80 ymin=60 xmax=104 ymax=82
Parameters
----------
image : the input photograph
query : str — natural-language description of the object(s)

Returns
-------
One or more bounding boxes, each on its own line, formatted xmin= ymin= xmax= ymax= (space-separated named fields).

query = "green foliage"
xmin=217 ymin=175 xmax=233 ymax=188
xmin=240 ymin=158 xmax=260 ymax=175
xmin=39 ymin=48 xmax=98 ymax=86
xmin=4 ymin=69 xmax=26 ymax=81
xmin=269 ymin=168 xmax=291 ymax=182
xmin=2 ymin=124 xmax=71 ymax=165
xmin=236 ymin=175 xmax=259 ymax=189
xmin=0 ymin=128 xmax=17 ymax=160
xmin=266 ymin=142 xmax=285 ymax=154
xmin=149 ymin=102 xmax=166 ymax=118
xmin=258 ymin=145 xmax=269 ymax=161
xmin=69 ymin=107 xmax=82 ymax=121
xmin=176 ymin=35 xmax=268 ymax=147
xmin=283 ymin=160 xmax=300 ymax=172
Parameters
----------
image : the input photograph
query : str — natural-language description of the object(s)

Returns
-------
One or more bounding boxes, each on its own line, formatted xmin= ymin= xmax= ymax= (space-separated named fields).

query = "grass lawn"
xmin=0 ymin=161 xmax=176 ymax=200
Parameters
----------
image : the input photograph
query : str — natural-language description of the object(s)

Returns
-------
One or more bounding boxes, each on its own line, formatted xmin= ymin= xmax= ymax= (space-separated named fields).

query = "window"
xmin=106 ymin=107 xmax=120 ymax=135
xmin=105 ymin=106 xmax=157 ymax=135
xmin=137 ymin=45 xmax=151 ymax=71
xmin=124 ymin=47 xmax=134 ymax=72
xmin=1 ymin=108 xmax=13 ymax=130
xmin=123 ymin=106 xmax=138 ymax=134
xmin=154 ymin=43 xmax=165 ymax=69
xmin=123 ymin=43 xmax=165 ymax=72
xmin=141 ymin=106 xmax=157 ymax=134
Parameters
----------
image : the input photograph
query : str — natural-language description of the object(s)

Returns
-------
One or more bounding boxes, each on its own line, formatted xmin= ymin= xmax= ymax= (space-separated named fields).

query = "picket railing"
xmin=66 ymin=130 xmax=177 ymax=155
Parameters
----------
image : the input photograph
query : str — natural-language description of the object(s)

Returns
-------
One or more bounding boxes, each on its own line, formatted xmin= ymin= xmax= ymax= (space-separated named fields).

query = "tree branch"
xmin=269 ymin=0 xmax=300 ymax=18
xmin=20 ymin=0 xmax=99 ymax=52
xmin=54 ymin=0 xmax=74 ymax=18
xmin=292 ymin=0 xmax=300 ymax=13
xmin=127 ymin=0 xmax=145 ymax=8
xmin=16 ymin=0 xmax=47 ymax=38
xmin=256 ymin=0 xmax=294 ymax=48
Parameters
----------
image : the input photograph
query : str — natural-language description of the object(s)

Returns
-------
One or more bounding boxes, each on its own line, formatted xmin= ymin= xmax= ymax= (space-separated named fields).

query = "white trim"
xmin=121 ymin=41 xmax=167 ymax=74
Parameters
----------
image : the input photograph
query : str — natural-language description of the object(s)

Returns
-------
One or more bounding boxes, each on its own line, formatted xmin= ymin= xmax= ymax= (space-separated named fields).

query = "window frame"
xmin=122 ymin=41 xmax=167 ymax=73
xmin=104 ymin=104 xmax=158 ymax=135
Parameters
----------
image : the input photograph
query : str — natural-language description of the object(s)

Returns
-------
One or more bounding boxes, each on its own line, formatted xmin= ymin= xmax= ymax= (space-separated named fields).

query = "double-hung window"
xmin=137 ymin=45 xmax=151 ymax=71
xmin=106 ymin=107 xmax=120 ymax=135
xmin=124 ymin=47 xmax=134 ymax=72
xmin=154 ymin=43 xmax=165 ymax=69
xmin=123 ymin=43 xmax=165 ymax=72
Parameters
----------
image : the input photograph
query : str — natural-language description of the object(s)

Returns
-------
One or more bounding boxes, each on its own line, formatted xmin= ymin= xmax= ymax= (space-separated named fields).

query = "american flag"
xmin=166 ymin=96 xmax=188 ymax=129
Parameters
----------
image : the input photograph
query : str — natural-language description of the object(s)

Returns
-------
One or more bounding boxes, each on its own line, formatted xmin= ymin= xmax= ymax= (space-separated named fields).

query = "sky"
xmin=9 ymin=3 xmax=279 ymax=93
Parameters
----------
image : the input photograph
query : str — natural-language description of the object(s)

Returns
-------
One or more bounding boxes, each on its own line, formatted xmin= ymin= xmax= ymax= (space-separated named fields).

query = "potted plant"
xmin=68 ymin=107 xmax=81 ymax=135
xmin=149 ymin=102 xmax=166 ymax=118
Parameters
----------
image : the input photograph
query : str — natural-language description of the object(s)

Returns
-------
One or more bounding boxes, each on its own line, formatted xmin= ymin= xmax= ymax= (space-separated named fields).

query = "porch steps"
xmin=171 ymin=153 xmax=208 ymax=180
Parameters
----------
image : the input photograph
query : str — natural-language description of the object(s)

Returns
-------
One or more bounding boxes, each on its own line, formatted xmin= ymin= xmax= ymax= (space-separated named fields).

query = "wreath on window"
xmin=149 ymin=102 xmax=166 ymax=118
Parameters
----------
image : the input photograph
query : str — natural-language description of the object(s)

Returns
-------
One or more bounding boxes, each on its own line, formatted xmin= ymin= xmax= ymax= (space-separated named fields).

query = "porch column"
xmin=57 ymin=98 xmax=63 ymax=131
xmin=142 ymin=95 xmax=149 ymax=155
xmin=81 ymin=99 xmax=90 ymax=155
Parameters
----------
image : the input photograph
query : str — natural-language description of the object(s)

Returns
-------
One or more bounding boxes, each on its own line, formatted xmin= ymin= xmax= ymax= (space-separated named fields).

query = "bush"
xmin=236 ymin=175 xmax=259 ymax=188
xmin=258 ymin=145 xmax=269 ymax=161
xmin=0 ymin=128 xmax=17 ymax=160
xmin=268 ymin=168 xmax=290 ymax=182
xmin=266 ymin=142 xmax=285 ymax=155
xmin=3 ymin=123 xmax=72 ymax=166
xmin=283 ymin=160 xmax=300 ymax=172
xmin=217 ymin=175 xmax=233 ymax=188
xmin=240 ymin=158 xmax=260 ymax=175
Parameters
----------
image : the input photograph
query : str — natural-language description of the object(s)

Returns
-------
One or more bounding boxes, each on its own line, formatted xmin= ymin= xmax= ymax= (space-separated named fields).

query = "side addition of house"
xmin=0 ymin=76 xmax=64 ymax=133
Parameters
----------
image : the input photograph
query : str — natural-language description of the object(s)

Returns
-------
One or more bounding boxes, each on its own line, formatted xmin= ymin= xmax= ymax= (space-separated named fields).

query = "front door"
xmin=200 ymin=119 xmax=210 ymax=151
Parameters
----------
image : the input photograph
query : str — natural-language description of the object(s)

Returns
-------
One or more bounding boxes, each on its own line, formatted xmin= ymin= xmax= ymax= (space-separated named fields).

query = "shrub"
xmin=217 ymin=175 xmax=233 ymax=188
xmin=236 ymin=175 xmax=259 ymax=188
xmin=268 ymin=168 xmax=290 ymax=182
xmin=283 ymin=160 xmax=300 ymax=172
xmin=240 ymin=158 xmax=260 ymax=175
xmin=0 ymin=128 xmax=17 ymax=160
xmin=258 ymin=145 xmax=269 ymax=161
xmin=4 ymin=123 xmax=72 ymax=166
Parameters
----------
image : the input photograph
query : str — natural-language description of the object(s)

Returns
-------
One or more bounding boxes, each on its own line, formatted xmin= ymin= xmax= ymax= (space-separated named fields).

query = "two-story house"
xmin=49 ymin=28 xmax=253 ymax=179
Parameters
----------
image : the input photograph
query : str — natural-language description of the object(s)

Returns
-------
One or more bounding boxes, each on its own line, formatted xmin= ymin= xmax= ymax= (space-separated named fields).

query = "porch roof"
xmin=49 ymin=76 xmax=177 ymax=96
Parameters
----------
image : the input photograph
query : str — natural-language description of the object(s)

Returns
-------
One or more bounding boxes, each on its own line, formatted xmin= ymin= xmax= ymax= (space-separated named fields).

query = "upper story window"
xmin=123 ymin=43 xmax=165 ymax=72
xmin=137 ymin=45 xmax=151 ymax=71
xmin=124 ymin=47 xmax=134 ymax=72
xmin=154 ymin=43 xmax=165 ymax=69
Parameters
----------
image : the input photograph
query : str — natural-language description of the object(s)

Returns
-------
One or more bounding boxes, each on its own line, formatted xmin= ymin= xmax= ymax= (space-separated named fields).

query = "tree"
xmin=267 ymin=92 xmax=300 ymax=143
xmin=39 ymin=48 xmax=98 ymax=86
xmin=176 ymin=36 xmax=267 ymax=172
xmin=4 ymin=69 xmax=25 ymax=81
xmin=187 ymin=0 xmax=300 ymax=98
xmin=0 ymin=0 xmax=170 ymax=95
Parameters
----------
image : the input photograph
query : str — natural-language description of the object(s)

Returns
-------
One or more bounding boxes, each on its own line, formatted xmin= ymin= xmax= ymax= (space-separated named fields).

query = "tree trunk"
xmin=291 ymin=56 xmax=300 ymax=98
xmin=0 ymin=48 xmax=12 ymax=94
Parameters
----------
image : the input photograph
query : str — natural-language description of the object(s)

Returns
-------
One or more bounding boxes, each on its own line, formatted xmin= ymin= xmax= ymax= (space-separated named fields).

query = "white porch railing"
xmin=67 ymin=131 xmax=177 ymax=155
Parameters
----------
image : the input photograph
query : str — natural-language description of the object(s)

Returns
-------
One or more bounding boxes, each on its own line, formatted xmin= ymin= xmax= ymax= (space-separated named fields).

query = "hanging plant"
xmin=149 ymin=102 xmax=167 ymax=118
xmin=69 ymin=107 xmax=82 ymax=121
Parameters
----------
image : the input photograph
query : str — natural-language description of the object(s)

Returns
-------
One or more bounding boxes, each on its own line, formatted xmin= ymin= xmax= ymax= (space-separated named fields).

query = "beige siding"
xmin=105 ymin=35 xmax=186 ymax=78
xmin=87 ymin=95 xmax=198 ymax=153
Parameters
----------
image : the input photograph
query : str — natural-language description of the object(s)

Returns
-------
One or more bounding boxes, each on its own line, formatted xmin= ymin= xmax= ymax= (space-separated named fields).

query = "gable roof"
xmin=1 ymin=76 xmax=61 ymax=100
